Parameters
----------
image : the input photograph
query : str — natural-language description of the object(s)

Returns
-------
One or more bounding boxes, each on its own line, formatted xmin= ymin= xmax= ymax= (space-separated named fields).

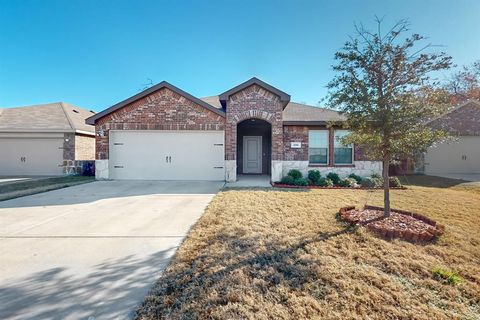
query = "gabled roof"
xmin=218 ymin=77 xmax=291 ymax=108
xmin=0 ymin=102 xmax=95 ymax=135
xmin=427 ymin=100 xmax=480 ymax=135
xmin=200 ymin=96 xmax=345 ymax=124
xmin=86 ymin=81 xmax=225 ymax=125
xmin=282 ymin=102 xmax=345 ymax=124
xmin=428 ymin=100 xmax=480 ymax=123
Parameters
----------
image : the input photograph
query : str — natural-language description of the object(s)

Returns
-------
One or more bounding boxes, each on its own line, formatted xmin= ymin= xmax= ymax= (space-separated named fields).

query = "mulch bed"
xmin=339 ymin=205 xmax=445 ymax=243
xmin=272 ymin=183 xmax=407 ymax=190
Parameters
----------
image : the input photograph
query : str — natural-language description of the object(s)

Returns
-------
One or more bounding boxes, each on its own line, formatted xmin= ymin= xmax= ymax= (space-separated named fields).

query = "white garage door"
xmin=425 ymin=136 xmax=480 ymax=174
xmin=0 ymin=138 xmax=64 ymax=176
xmin=109 ymin=130 xmax=225 ymax=180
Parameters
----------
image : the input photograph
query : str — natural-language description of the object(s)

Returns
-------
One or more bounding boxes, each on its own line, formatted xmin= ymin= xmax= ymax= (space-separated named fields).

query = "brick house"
xmin=0 ymin=102 xmax=95 ymax=175
xmin=86 ymin=78 xmax=382 ymax=182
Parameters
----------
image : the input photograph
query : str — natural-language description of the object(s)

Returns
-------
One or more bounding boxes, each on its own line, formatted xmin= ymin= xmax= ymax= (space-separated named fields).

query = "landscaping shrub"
xmin=317 ymin=177 xmax=334 ymax=187
xmin=371 ymin=172 xmax=382 ymax=179
xmin=361 ymin=177 xmax=383 ymax=188
xmin=280 ymin=175 xmax=295 ymax=185
xmin=433 ymin=267 xmax=462 ymax=285
xmin=287 ymin=169 xmax=303 ymax=179
xmin=367 ymin=173 xmax=384 ymax=187
xmin=338 ymin=178 xmax=357 ymax=187
xmin=389 ymin=176 xmax=402 ymax=187
xmin=326 ymin=172 xmax=341 ymax=185
xmin=307 ymin=170 xmax=321 ymax=185
xmin=348 ymin=173 xmax=362 ymax=183
xmin=293 ymin=177 xmax=309 ymax=186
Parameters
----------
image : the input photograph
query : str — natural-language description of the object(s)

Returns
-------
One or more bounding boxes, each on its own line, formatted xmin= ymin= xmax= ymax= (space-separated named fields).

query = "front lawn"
xmin=0 ymin=176 xmax=94 ymax=201
xmin=136 ymin=178 xmax=480 ymax=319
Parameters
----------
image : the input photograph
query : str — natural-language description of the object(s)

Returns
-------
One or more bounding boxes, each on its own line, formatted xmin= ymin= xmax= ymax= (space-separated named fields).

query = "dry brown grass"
xmin=136 ymin=182 xmax=480 ymax=320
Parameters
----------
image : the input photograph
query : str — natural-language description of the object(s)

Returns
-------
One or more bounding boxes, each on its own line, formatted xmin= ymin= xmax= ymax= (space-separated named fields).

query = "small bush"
xmin=338 ymin=178 xmax=357 ymax=187
xmin=348 ymin=173 xmax=362 ymax=183
xmin=326 ymin=172 xmax=341 ymax=185
xmin=307 ymin=170 xmax=321 ymax=185
xmin=389 ymin=176 xmax=402 ymax=188
xmin=371 ymin=172 xmax=382 ymax=180
xmin=293 ymin=177 xmax=309 ymax=186
xmin=287 ymin=169 xmax=303 ymax=179
xmin=361 ymin=177 xmax=382 ymax=188
xmin=433 ymin=267 xmax=462 ymax=285
xmin=280 ymin=175 xmax=295 ymax=185
xmin=317 ymin=177 xmax=334 ymax=187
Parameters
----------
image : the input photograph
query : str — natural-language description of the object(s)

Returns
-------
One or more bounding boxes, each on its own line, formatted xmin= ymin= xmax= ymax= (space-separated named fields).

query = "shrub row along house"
xmin=86 ymin=78 xmax=382 ymax=182
xmin=0 ymin=102 xmax=95 ymax=175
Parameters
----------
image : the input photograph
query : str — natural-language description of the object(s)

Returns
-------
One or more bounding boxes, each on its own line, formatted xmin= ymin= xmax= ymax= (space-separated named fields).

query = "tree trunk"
xmin=383 ymin=157 xmax=391 ymax=217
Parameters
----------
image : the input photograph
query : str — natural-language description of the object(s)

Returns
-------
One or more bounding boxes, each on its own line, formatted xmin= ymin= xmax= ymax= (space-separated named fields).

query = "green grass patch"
xmin=432 ymin=267 xmax=462 ymax=285
xmin=0 ymin=176 xmax=94 ymax=195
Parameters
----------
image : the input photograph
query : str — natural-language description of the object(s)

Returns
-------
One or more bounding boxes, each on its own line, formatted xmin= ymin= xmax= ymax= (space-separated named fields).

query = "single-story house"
xmin=0 ymin=102 xmax=96 ymax=176
xmin=420 ymin=100 xmax=480 ymax=177
xmin=86 ymin=78 xmax=382 ymax=182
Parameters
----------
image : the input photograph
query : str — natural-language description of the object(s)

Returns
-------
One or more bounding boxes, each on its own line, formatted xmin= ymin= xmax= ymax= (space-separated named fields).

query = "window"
xmin=309 ymin=130 xmax=329 ymax=164
xmin=334 ymin=130 xmax=353 ymax=164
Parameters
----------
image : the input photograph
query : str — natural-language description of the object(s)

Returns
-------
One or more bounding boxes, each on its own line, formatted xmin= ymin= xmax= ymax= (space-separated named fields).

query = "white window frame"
xmin=308 ymin=130 xmax=329 ymax=165
xmin=333 ymin=130 xmax=354 ymax=165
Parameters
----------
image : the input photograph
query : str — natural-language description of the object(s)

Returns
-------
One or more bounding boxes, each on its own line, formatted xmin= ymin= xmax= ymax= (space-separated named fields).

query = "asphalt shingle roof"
xmin=0 ymin=102 xmax=95 ymax=134
xmin=200 ymin=96 xmax=345 ymax=123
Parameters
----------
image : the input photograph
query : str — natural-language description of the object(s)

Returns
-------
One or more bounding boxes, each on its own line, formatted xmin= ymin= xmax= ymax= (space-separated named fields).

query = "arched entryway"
xmin=236 ymin=118 xmax=272 ymax=175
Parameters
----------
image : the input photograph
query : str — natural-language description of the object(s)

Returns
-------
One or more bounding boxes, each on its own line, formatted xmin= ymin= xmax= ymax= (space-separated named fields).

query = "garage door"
xmin=425 ymin=136 xmax=480 ymax=174
xmin=109 ymin=130 xmax=225 ymax=180
xmin=0 ymin=138 xmax=64 ymax=176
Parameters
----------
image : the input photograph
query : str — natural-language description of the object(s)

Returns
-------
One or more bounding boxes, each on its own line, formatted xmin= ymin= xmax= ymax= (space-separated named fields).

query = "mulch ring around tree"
xmin=339 ymin=205 xmax=445 ymax=243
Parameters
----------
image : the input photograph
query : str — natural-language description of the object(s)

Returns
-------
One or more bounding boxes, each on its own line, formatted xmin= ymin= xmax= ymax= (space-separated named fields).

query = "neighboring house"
xmin=0 ymin=102 xmax=96 ymax=176
xmin=86 ymin=78 xmax=382 ymax=182
xmin=419 ymin=100 xmax=480 ymax=176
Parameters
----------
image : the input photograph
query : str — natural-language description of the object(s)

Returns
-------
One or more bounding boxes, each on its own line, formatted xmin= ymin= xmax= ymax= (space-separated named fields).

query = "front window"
xmin=334 ymin=130 xmax=353 ymax=164
xmin=309 ymin=130 xmax=329 ymax=164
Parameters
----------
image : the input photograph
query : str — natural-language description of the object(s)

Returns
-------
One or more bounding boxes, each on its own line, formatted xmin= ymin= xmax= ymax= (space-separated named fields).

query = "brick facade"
xmin=225 ymin=84 xmax=284 ymax=161
xmin=63 ymin=132 xmax=76 ymax=161
xmin=75 ymin=134 xmax=95 ymax=160
xmin=429 ymin=101 xmax=480 ymax=136
xmin=283 ymin=126 xmax=309 ymax=161
xmin=94 ymin=87 xmax=225 ymax=159
xmin=283 ymin=125 xmax=368 ymax=164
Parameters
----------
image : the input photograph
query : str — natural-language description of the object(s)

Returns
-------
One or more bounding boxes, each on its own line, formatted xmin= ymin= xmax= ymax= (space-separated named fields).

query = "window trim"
xmin=333 ymin=129 xmax=354 ymax=165
xmin=308 ymin=129 xmax=329 ymax=165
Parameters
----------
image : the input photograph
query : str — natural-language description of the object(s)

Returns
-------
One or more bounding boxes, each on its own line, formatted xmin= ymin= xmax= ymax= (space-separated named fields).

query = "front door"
xmin=243 ymin=136 xmax=262 ymax=173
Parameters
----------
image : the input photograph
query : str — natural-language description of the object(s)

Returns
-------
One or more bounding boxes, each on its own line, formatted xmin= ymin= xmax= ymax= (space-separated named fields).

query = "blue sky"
xmin=0 ymin=0 xmax=479 ymax=111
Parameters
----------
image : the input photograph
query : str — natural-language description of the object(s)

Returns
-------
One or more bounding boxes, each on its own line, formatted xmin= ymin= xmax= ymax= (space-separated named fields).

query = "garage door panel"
xmin=425 ymin=136 xmax=480 ymax=174
xmin=0 ymin=138 xmax=64 ymax=176
xmin=109 ymin=130 xmax=225 ymax=180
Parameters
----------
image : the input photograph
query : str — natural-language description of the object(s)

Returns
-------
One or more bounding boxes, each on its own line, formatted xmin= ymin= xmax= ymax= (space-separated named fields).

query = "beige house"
xmin=423 ymin=100 xmax=480 ymax=178
xmin=0 ymin=102 xmax=95 ymax=176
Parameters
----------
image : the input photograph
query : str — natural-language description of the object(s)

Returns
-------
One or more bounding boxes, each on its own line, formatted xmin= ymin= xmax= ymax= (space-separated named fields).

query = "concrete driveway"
xmin=0 ymin=180 xmax=223 ymax=320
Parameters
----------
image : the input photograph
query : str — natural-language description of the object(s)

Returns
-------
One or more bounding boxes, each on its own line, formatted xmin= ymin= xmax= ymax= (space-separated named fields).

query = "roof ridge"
xmin=86 ymin=81 xmax=225 ymax=125
xmin=59 ymin=102 xmax=75 ymax=131
xmin=427 ymin=99 xmax=480 ymax=124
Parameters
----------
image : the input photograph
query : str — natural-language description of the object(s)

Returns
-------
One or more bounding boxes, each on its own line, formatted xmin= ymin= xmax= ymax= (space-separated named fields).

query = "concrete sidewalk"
xmin=0 ymin=180 xmax=223 ymax=320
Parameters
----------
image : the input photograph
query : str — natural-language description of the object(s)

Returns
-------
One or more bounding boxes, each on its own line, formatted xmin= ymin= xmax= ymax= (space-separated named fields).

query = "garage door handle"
xmin=166 ymin=156 xmax=172 ymax=163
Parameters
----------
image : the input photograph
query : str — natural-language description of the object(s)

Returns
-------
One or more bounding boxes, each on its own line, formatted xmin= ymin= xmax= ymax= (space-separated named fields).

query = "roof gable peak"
xmin=86 ymin=81 xmax=225 ymax=125
xmin=219 ymin=77 xmax=291 ymax=108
